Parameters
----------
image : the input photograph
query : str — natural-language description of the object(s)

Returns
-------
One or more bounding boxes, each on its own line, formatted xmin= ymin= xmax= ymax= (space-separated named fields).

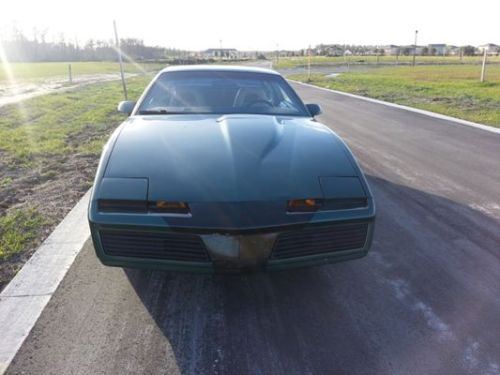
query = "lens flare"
xmin=0 ymin=39 xmax=33 ymax=155
xmin=110 ymin=44 xmax=151 ymax=76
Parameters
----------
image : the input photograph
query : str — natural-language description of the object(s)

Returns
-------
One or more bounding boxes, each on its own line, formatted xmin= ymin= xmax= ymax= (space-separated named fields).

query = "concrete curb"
xmin=0 ymin=189 xmax=91 ymax=374
xmin=289 ymin=80 xmax=500 ymax=135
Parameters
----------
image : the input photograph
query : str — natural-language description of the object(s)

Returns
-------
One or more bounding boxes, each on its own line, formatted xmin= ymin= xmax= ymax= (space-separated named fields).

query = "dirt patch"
xmin=0 ymin=148 xmax=99 ymax=291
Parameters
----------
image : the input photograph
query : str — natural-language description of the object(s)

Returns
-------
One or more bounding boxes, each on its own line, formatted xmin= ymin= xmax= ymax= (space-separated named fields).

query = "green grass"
xmin=0 ymin=61 xmax=165 ymax=83
xmin=0 ymin=208 xmax=47 ymax=260
xmin=275 ymin=55 xmax=500 ymax=69
xmin=0 ymin=177 xmax=12 ymax=188
xmin=0 ymin=75 xmax=152 ymax=165
xmin=290 ymin=64 xmax=500 ymax=126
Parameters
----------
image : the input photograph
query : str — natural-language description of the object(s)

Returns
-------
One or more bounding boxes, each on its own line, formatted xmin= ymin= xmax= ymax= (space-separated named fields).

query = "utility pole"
xmin=480 ymin=48 xmax=487 ymax=82
xmin=412 ymin=30 xmax=418 ymax=66
xmin=113 ymin=20 xmax=128 ymax=100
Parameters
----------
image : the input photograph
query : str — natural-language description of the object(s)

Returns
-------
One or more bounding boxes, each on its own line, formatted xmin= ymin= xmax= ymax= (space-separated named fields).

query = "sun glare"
xmin=0 ymin=40 xmax=34 ymax=154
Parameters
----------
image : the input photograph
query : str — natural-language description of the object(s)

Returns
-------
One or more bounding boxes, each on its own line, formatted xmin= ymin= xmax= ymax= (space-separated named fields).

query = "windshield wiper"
xmin=138 ymin=109 xmax=180 ymax=115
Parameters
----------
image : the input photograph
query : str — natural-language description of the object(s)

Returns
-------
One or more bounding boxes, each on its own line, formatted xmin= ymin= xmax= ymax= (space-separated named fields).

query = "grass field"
xmin=290 ymin=64 xmax=500 ymax=126
xmin=275 ymin=55 xmax=500 ymax=69
xmin=0 ymin=76 xmax=152 ymax=164
xmin=0 ymin=61 xmax=165 ymax=83
xmin=0 ymin=75 xmax=151 ymax=287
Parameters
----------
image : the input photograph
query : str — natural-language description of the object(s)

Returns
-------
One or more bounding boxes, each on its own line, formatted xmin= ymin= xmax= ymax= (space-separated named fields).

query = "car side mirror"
xmin=306 ymin=103 xmax=322 ymax=117
xmin=117 ymin=101 xmax=136 ymax=115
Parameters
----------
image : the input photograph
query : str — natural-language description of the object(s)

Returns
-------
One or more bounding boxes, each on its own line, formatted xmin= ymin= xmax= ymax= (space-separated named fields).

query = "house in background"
xmin=383 ymin=45 xmax=400 ymax=55
xmin=478 ymin=43 xmax=499 ymax=55
xmin=315 ymin=44 xmax=344 ymax=56
xmin=446 ymin=45 xmax=461 ymax=55
xmin=399 ymin=45 xmax=424 ymax=55
xmin=428 ymin=44 xmax=447 ymax=55
xmin=203 ymin=48 xmax=239 ymax=59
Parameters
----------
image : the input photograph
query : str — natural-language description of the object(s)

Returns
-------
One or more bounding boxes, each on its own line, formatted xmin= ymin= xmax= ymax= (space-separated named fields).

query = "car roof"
xmin=158 ymin=65 xmax=280 ymax=75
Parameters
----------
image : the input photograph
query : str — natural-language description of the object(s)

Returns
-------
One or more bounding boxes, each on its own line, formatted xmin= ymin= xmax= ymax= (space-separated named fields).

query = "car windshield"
xmin=137 ymin=70 xmax=310 ymax=116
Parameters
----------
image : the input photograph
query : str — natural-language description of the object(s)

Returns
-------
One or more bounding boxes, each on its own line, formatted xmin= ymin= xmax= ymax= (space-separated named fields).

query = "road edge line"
xmin=289 ymin=80 xmax=500 ymax=135
xmin=0 ymin=189 xmax=91 ymax=374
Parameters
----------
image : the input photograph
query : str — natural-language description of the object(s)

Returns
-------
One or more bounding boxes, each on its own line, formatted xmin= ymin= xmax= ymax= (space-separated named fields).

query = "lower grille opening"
xmin=271 ymin=222 xmax=369 ymax=260
xmin=100 ymin=230 xmax=210 ymax=262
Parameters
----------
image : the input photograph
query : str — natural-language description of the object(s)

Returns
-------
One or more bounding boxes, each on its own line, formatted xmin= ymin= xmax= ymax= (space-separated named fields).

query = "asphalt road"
xmin=6 ymin=84 xmax=500 ymax=375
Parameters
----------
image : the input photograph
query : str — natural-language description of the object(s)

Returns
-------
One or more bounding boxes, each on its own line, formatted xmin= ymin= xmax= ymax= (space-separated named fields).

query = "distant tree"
xmin=430 ymin=47 xmax=437 ymax=56
xmin=0 ymin=30 xmax=178 ymax=62
xmin=421 ymin=47 xmax=429 ymax=56
xmin=402 ymin=47 xmax=411 ymax=56
xmin=462 ymin=45 xmax=476 ymax=56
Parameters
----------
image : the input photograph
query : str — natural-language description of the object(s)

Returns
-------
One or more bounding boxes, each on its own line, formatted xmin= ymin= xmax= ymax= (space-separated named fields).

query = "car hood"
xmin=104 ymin=114 xmax=358 ymax=202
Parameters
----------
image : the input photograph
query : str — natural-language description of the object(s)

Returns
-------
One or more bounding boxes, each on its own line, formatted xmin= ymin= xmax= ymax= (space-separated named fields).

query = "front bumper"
xmin=90 ymin=219 xmax=375 ymax=273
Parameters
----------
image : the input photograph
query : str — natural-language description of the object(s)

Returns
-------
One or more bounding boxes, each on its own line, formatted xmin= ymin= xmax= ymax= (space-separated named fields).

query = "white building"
xmin=428 ymin=44 xmax=447 ymax=55
xmin=478 ymin=44 xmax=499 ymax=55
xmin=383 ymin=45 xmax=400 ymax=56
xmin=203 ymin=48 xmax=239 ymax=59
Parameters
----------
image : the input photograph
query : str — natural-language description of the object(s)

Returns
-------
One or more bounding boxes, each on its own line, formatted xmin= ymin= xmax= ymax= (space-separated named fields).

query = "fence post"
xmin=68 ymin=64 xmax=72 ymax=84
xmin=480 ymin=49 xmax=487 ymax=82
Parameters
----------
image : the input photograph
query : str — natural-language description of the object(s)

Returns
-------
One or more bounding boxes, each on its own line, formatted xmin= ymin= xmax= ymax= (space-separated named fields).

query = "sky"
xmin=1 ymin=0 xmax=499 ymax=50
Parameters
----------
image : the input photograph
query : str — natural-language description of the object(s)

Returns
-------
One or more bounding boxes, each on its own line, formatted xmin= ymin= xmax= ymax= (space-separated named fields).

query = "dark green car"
xmin=88 ymin=66 xmax=375 ymax=272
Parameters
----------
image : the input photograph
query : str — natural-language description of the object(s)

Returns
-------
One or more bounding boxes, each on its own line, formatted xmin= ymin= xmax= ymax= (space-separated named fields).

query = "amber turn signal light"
xmin=149 ymin=201 xmax=190 ymax=214
xmin=287 ymin=198 xmax=322 ymax=212
xmin=156 ymin=201 xmax=187 ymax=209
